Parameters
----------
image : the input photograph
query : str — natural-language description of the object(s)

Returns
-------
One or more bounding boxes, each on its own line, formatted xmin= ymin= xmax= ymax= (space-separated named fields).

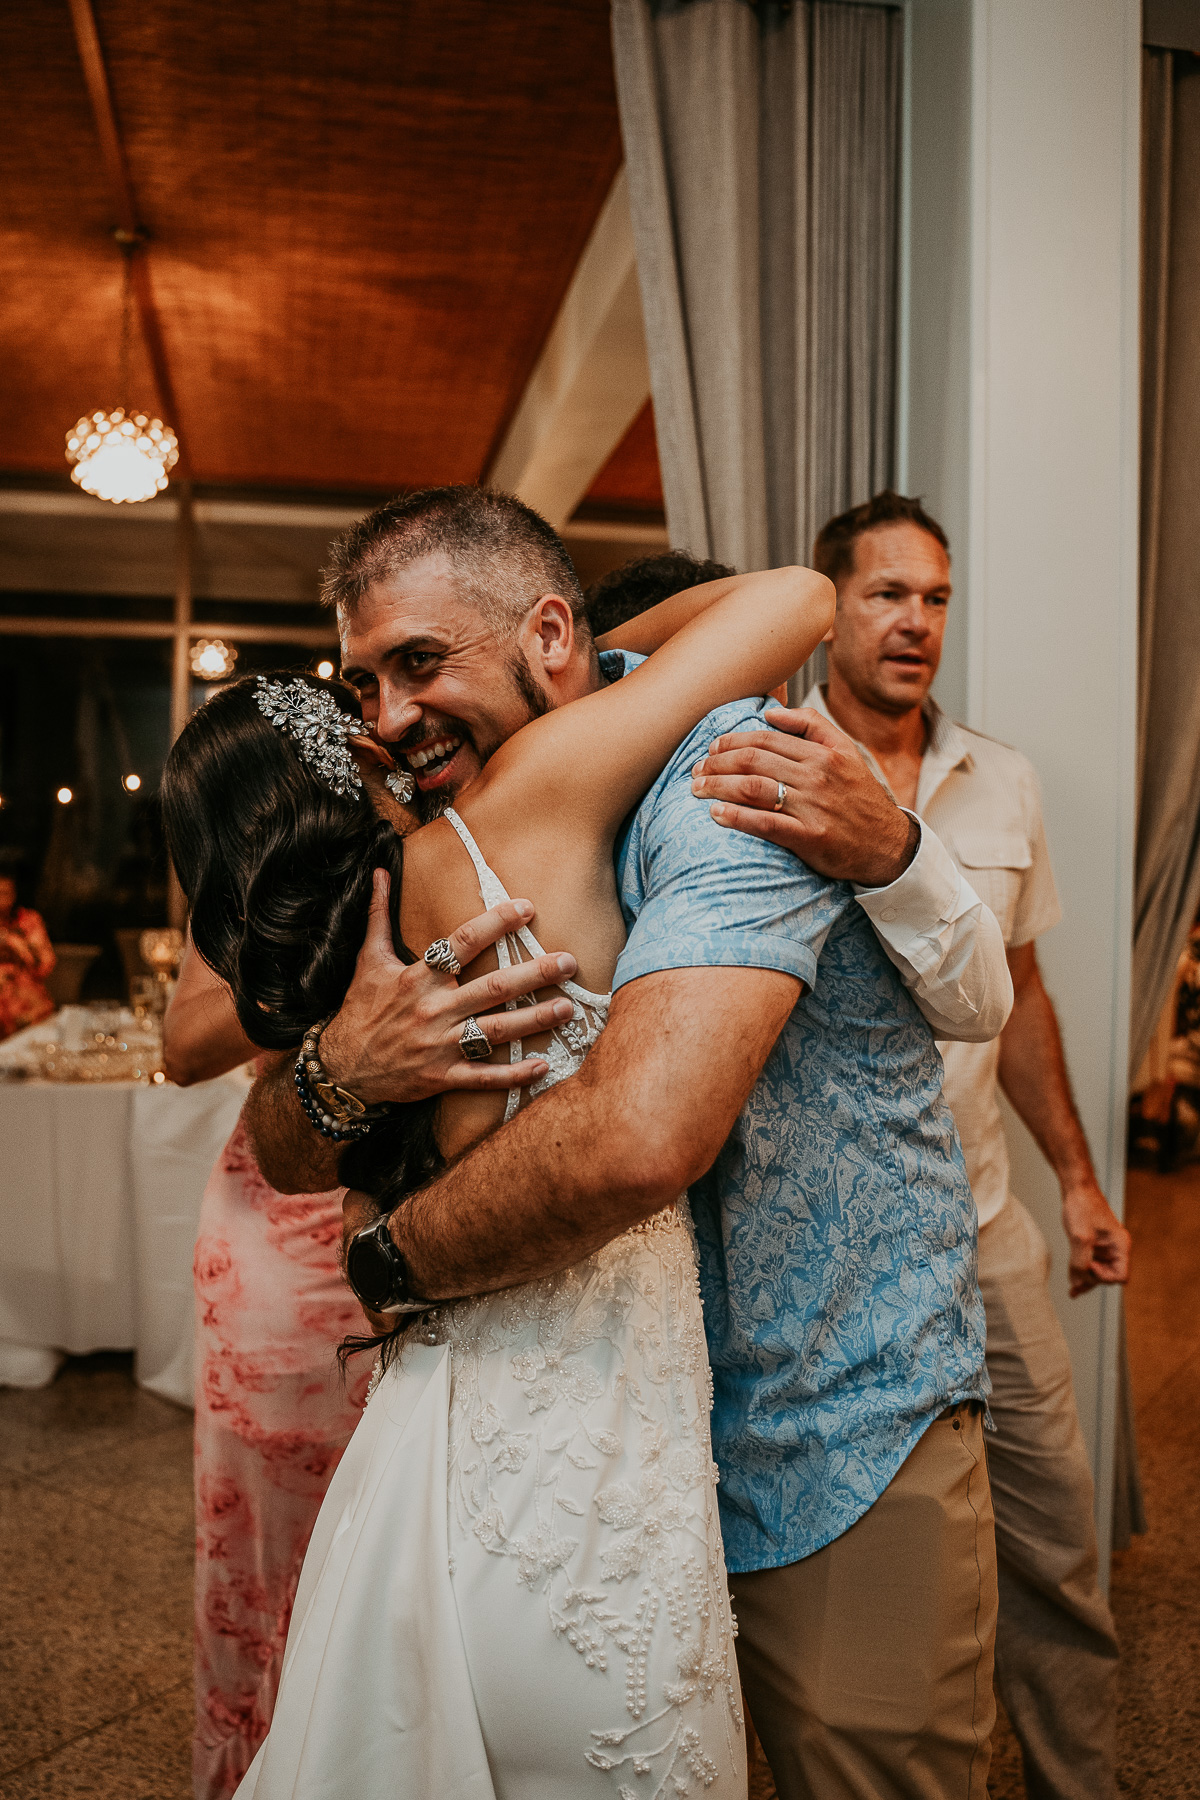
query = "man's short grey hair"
xmin=322 ymin=485 xmax=588 ymax=643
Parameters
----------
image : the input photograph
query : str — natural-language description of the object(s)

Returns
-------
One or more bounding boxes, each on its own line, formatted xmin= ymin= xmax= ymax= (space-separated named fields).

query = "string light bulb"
xmin=123 ymin=773 xmax=142 ymax=792
xmin=57 ymin=787 xmax=74 ymax=805
xmin=316 ymin=659 xmax=335 ymax=679
xmin=190 ymin=639 xmax=237 ymax=680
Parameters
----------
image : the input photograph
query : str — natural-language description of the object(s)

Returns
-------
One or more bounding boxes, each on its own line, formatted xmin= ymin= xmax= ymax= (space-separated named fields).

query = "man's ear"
xmin=822 ymin=592 xmax=841 ymax=646
xmin=525 ymin=595 xmax=576 ymax=675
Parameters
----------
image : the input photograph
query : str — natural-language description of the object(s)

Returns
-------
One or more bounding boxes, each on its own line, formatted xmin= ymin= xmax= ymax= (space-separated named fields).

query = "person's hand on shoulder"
xmin=690 ymin=706 xmax=918 ymax=887
xmin=318 ymin=869 xmax=582 ymax=1105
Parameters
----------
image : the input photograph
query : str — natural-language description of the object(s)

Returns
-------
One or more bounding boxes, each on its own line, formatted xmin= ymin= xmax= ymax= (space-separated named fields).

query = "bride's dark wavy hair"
xmin=161 ymin=674 xmax=445 ymax=1289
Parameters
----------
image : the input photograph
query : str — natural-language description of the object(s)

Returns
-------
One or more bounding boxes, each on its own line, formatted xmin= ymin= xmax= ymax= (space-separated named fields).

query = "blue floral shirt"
xmin=611 ymin=673 xmax=989 ymax=1573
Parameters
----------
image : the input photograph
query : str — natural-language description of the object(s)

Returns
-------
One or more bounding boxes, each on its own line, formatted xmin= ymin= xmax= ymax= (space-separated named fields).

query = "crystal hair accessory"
xmin=385 ymin=769 xmax=415 ymax=803
xmin=255 ymin=676 xmax=368 ymax=798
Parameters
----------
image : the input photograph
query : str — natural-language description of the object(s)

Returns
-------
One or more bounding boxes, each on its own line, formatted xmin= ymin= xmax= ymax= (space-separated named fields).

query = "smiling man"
xmin=332 ymin=500 xmax=592 ymax=818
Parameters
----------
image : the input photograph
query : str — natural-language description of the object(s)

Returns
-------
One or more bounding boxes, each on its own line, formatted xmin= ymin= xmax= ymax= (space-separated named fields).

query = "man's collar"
xmin=801 ymin=683 xmax=972 ymax=775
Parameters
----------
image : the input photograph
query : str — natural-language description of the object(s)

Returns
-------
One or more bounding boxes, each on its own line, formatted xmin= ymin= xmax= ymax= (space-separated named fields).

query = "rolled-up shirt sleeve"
xmin=614 ymin=701 xmax=845 ymax=996
xmin=853 ymin=814 xmax=1013 ymax=1043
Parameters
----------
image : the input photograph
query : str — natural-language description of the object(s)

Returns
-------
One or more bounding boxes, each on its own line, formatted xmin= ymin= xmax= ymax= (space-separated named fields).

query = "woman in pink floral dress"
xmin=167 ymin=951 xmax=371 ymax=1800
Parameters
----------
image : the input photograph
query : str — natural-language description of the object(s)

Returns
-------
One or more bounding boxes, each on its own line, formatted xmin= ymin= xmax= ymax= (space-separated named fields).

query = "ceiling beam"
xmin=0 ymin=490 xmax=370 ymax=530
xmin=561 ymin=518 xmax=667 ymax=548
xmin=66 ymin=0 xmax=138 ymax=234
xmin=67 ymin=0 xmax=190 ymax=469
xmin=0 ymin=616 xmax=336 ymax=646
xmin=486 ymin=169 xmax=652 ymax=531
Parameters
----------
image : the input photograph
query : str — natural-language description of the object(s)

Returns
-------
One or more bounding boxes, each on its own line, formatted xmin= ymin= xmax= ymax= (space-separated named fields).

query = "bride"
xmin=162 ymin=560 xmax=833 ymax=1799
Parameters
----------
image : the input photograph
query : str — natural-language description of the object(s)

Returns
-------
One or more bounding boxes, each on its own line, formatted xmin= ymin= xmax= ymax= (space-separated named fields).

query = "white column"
xmin=901 ymin=0 xmax=1141 ymax=1572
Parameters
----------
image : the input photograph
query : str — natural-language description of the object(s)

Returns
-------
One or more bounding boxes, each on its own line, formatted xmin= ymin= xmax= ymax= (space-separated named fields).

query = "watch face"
xmin=347 ymin=1227 xmax=396 ymax=1309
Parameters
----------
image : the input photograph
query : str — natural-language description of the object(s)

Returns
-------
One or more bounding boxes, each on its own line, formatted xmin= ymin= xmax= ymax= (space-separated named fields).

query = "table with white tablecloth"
xmin=0 ymin=1059 xmax=250 ymax=1402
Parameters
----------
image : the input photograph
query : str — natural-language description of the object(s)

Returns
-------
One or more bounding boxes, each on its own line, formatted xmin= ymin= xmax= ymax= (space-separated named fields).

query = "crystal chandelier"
xmin=65 ymin=241 xmax=179 ymax=505
xmin=66 ymin=408 xmax=179 ymax=504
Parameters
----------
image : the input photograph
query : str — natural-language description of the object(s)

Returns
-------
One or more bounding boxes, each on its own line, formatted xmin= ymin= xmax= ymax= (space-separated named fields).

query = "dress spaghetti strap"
xmin=442 ymin=808 xmax=611 ymax=1122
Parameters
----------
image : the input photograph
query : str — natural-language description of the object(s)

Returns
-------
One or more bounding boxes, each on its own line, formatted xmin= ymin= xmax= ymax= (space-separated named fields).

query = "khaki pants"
xmin=730 ymin=1406 xmax=998 ymax=1800
xmin=979 ymin=1196 xmax=1119 ymax=1800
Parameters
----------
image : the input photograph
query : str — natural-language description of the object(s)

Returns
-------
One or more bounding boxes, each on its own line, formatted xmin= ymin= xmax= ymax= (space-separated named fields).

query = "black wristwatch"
xmin=345 ymin=1216 xmax=429 ymax=1316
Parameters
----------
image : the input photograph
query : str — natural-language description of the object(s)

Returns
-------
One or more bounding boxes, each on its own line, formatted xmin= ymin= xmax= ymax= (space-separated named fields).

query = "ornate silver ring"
xmin=773 ymin=781 xmax=788 ymax=812
xmin=458 ymin=1016 xmax=492 ymax=1062
xmin=424 ymin=937 xmax=462 ymax=977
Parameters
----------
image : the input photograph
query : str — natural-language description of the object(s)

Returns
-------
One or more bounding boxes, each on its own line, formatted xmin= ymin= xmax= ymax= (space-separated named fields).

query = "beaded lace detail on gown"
xmin=414 ymin=811 xmax=744 ymax=1793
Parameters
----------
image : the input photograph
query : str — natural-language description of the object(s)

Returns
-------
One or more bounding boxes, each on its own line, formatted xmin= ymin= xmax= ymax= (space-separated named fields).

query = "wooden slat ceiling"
xmin=1 ymin=0 xmax=661 ymax=509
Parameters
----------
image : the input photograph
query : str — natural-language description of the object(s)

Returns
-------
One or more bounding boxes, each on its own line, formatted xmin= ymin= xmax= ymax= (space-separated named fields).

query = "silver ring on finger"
xmin=773 ymin=781 xmax=788 ymax=812
xmin=424 ymin=937 xmax=462 ymax=977
xmin=458 ymin=1016 xmax=492 ymax=1062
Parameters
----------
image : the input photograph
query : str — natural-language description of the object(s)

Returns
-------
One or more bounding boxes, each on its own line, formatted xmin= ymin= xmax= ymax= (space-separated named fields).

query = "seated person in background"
xmin=0 ymin=875 xmax=55 ymax=1041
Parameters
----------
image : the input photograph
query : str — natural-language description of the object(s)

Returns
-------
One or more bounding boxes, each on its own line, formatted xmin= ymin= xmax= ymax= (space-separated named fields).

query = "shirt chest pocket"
xmin=949 ymin=828 xmax=1031 ymax=943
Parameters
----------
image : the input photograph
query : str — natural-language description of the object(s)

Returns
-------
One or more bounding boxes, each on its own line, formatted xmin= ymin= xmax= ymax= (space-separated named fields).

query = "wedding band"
xmin=773 ymin=781 xmax=788 ymax=812
xmin=458 ymin=1016 xmax=492 ymax=1062
xmin=424 ymin=938 xmax=461 ymax=977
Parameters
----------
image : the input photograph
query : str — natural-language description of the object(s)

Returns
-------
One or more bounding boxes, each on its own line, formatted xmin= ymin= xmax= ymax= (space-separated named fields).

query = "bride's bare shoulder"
xmin=397 ymin=817 xmax=483 ymax=954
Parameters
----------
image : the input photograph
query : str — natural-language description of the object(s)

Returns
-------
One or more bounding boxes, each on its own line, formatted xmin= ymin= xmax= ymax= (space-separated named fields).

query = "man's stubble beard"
xmin=412 ymin=651 xmax=552 ymax=825
xmin=833 ymin=647 xmax=934 ymax=721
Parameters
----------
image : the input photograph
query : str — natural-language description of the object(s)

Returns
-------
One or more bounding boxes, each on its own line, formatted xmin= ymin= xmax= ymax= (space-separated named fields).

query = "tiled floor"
xmin=987 ymin=1159 xmax=1200 ymax=1800
xmin=1109 ymin=1161 xmax=1200 ymax=1797
xmin=1 ymin=1167 xmax=1197 ymax=1799
xmin=0 ymin=1354 xmax=193 ymax=1799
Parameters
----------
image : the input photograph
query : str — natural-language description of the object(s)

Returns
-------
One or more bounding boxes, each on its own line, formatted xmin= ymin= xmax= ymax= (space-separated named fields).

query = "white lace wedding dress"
xmin=234 ymin=810 xmax=746 ymax=1800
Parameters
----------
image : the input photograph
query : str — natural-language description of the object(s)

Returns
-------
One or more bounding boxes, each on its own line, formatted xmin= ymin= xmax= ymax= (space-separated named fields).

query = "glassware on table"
xmin=139 ymin=927 xmax=184 ymax=977
xmin=131 ymin=974 xmax=161 ymax=1023
xmin=56 ymin=1005 xmax=92 ymax=1052
xmin=138 ymin=927 xmax=183 ymax=1020
xmin=89 ymin=1001 xmax=122 ymax=1042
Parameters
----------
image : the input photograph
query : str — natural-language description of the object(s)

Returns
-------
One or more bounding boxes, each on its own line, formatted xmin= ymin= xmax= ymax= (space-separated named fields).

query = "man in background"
xmin=693 ymin=490 xmax=1129 ymax=1800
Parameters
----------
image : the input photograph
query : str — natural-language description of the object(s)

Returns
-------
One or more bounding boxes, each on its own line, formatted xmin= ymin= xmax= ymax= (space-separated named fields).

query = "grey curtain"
xmin=611 ymin=0 xmax=902 ymax=691
xmin=1131 ymin=48 xmax=1200 ymax=1079
xmin=1110 ymin=43 xmax=1200 ymax=1553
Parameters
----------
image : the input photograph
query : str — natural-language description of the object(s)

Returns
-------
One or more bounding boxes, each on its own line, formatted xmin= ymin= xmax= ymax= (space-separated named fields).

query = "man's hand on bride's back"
xmin=319 ymin=870 xmax=579 ymax=1106
xmin=690 ymin=708 xmax=918 ymax=888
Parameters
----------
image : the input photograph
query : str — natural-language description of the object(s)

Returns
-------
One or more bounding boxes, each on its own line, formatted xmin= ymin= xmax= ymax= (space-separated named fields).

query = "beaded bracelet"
xmin=294 ymin=1015 xmax=389 ymax=1142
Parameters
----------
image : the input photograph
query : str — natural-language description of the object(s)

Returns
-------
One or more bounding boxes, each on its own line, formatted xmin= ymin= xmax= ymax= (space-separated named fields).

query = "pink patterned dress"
xmin=193 ymin=1122 xmax=371 ymax=1800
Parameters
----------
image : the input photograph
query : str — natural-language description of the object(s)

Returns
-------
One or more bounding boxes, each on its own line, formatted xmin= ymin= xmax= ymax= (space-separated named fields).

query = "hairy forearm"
xmin=391 ymin=967 xmax=798 ymax=1300
xmin=997 ymin=968 xmax=1095 ymax=1189
xmin=243 ymin=1055 xmax=341 ymax=1194
xmin=394 ymin=1058 xmax=655 ymax=1298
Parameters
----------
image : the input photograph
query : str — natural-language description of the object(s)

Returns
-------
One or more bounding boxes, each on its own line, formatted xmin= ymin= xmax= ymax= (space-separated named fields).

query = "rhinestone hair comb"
xmin=254 ymin=677 xmax=415 ymax=804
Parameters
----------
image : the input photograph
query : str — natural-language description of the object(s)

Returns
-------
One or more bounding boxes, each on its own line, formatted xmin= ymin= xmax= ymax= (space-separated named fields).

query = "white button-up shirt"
xmin=805 ymin=684 xmax=1060 ymax=1225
